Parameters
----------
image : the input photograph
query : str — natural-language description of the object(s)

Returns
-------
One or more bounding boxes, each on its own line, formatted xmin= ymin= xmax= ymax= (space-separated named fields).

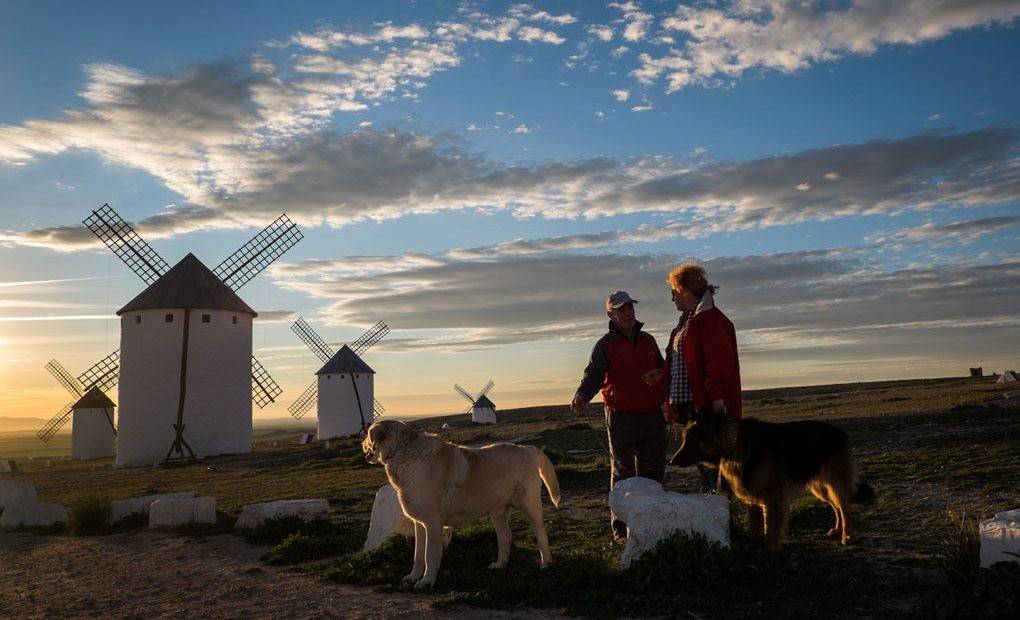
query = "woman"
xmin=645 ymin=261 xmax=741 ymax=423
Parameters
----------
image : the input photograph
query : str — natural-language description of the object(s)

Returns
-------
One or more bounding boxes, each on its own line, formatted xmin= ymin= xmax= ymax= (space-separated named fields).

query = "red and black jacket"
xmin=574 ymin=321 xmax=665 ymax=413
xmin=663 ymin=306 xmax=742 ymax=421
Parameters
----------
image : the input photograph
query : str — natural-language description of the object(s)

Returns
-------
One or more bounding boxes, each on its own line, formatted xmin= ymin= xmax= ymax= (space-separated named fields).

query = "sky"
xmin=0 ymin=0 xmax=1018 ymax=425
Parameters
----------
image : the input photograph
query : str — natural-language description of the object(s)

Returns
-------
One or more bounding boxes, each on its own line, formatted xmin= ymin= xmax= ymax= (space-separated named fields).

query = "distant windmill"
xmin=82 ymin=204 xmax=301 ymax=466
xmin=288 ymin=317 xmax=388 ymax=438
xmin=36 ymin=355 xmax=119 ymax=454
xmin=454 ymin=380 xmax=497 ymax=424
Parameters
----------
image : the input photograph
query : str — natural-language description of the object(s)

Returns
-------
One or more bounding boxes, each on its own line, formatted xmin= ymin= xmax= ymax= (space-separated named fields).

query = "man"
xmin=571 ymin=291 xmax=666 ymax=541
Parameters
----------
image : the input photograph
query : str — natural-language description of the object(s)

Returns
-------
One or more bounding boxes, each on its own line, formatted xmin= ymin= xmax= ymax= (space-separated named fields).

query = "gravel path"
xmin=0 ymin=532 xmax=561 ymax=619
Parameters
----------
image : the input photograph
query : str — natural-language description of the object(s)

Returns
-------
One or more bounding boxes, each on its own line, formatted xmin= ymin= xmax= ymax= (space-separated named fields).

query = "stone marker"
xmin=1 ymin=502 xmax=67 ymax=529
xmin=236 ymin=499 xmax=330 ymax=530
xmin=608 ymin=476 xmax=730 ymax=569
xmin=0 ymin=459 xmax=18 ymax=473
xmin=0 ymin=480 xmax=38 ymax=510
xmin=110 ymin=491 xmax=198 ymax=523
xmin=980 ymin=508 xmax=1020 ymax=568
xmin=363 ymin=484 xmax=452 ymax=551
xmin=149 ymin=497 xmax=217 ymax=529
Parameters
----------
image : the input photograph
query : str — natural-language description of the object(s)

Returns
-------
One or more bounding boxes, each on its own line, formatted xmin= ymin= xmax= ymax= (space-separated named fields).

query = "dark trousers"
xmin=606 ymin=406 xmax=666 ymax=536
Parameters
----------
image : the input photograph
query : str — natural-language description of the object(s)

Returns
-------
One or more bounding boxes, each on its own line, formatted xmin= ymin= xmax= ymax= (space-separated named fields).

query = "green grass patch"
xmin=67 ymin=495 xmax=112 ymax=536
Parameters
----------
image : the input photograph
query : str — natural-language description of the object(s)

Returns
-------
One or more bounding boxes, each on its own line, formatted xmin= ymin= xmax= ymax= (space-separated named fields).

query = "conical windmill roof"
xmin=474 ymin=395 xmax=495 ymax=409
xmin=71 ymin=386 xmax=116 ymax=409
xmin=117 ymin=253 xmax=257 ymax=316
xmin=316 ymin=345 xmax=376 ymax=375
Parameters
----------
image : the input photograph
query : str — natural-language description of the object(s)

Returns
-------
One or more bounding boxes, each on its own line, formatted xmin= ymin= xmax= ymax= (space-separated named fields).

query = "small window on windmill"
xmin=355 ymin=374 xmax=359 ymax=379
xmin=135 ymin=315 xmax=141 ymax=325
xmin=326 ymin=375 xmax=331 ymax=380
xmin=165 ymin=313 xmax=174 ymax=323
xmin=202 ymin=314 xmax=211 ymax=323
xmin=232 ymin=315 xmax=238 ymax=325
xmin=341 ymin=374 xmax=345 ymax=379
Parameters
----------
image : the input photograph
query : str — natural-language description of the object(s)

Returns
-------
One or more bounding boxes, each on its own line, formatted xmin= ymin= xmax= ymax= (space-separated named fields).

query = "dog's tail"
xmin=536 ymin=450 xmax=561 ymax=508
xmin=852 ymin=481 xmax=875 ymax=503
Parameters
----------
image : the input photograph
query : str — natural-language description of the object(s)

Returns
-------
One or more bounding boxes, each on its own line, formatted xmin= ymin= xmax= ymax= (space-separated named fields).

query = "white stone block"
xmin=0 ymin=459 xmax=17 ymax=473
xmin=363 ymin=485 xmax=453 ymax=551
xmin=608 ymin=477 xmax=730 ymax=569
xmin=110 ymin=491 xmax=198 ymax=523
xmin=0 ymin=480 xmax=37 ymax=509
xmin=1 ymin=502 xmax=67 ymax=529
xmin=235 ymin=499 xmax=330 ymax=530
xmin=980 ymin=508 xmax=1020 ymax=568
xmin=149 ymin=497 xmax=217 ymax=529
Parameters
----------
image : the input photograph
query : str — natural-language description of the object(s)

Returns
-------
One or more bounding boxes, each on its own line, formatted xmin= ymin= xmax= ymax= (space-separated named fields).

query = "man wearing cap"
xmin=571 ymin=291 xmax=667 ymax=541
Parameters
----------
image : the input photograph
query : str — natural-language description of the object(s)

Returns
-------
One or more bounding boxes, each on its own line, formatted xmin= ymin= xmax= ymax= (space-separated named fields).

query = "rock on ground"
xmin=0 ymin=480 xmax=37 ymax=510
xmin=110 ymin=491 xmax=197 ymax=523
xmin=608 ymin=476 xmax=730 ymax=569
xmin=149 ymin=497 xmax=216 ymax=529
xmin=363 ymin=484 xmax=452 ymax=551
xmin=980 ymin=508 xmax=1020 ymax=567
xmin=235 ymin=499 xmax=330 ymax=530
xmin=1 ymin=502 xmax=67 ymax=529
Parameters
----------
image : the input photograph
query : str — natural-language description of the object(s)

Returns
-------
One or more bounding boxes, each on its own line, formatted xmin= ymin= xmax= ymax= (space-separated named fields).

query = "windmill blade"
xmin=251 ymin=356 xmax=283 ymax=409
xmin=213 ymin=214 xmax=303 ymax=291
xmin=454 ymin=384 xmax=475 ymax=403
xmin=291 ymin=318 xmax=333 ymax=363
xmin=77 ymin=350 xmax=120 ymax=392
xmin=83 ymin=204 xmax=170 ymax=285
xmin=288 ymin=381 xmax=318 ymax=420
xmin=37 ymin=402 xmax=74 ymax=443
xmin=373 ymin=399 xmax=385 ymax=421
xmin=476 ymin=380 xmax=494 ymax=400
xmin=46 ymin=359 xmax=84 ymax=397
xmin=349 ymin=321 xmax=389 ymax=355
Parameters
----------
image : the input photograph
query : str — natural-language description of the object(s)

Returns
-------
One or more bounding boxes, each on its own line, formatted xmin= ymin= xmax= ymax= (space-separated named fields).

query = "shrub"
xmin=67 ymin=496 xmax=111 ymax=536
xmin=939 ymin=510 xmax=981 ymax=590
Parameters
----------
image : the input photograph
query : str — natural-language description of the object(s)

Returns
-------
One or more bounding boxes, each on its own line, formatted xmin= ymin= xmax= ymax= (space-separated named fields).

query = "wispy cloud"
xmin=0 ymin=314 xmax=115 ymax=322
xmin=0 ymin=276 xmax=107 ymax=288
xmin=634 ymin=0 xmax=1020 ymax=92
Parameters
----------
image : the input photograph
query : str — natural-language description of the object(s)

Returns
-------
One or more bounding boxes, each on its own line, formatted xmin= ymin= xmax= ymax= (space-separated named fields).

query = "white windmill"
xmin=82 ymin=204 xmax=301 ymax=466
xmin=288 ymin=317 xmax=388 ymax=439
xmin=36 ymin=356 xmax=120 ymax=460
xmin=454 ymin=380 xmax=497 ymax=424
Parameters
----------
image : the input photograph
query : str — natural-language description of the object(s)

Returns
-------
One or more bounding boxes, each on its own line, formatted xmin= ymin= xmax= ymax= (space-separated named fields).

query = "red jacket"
xmin=575 ymin=321 xmax=665 ymax=412
xmin=665 ymin=306 xmax=742 ymax=421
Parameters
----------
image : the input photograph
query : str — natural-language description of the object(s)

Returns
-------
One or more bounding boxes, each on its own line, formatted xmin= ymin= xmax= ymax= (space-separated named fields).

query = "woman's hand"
xmin=712 ymin=398 xmax=726 ymax=415
xmin=642 ymin=368 xmax=664 ymax=386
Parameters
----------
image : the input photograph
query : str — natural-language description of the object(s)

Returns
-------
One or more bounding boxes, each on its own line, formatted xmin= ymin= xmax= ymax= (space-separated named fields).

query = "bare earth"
xmin=0 ymin=531 xmax=559 ymax=619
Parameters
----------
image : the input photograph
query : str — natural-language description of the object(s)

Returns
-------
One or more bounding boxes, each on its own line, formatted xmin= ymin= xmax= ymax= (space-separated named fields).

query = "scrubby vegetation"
xmin=67 ymin=496 xmax=111 ymax=535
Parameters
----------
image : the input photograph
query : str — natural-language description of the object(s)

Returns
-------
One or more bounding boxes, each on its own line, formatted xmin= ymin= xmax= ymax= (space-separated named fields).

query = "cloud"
xmin=269 ymin=245 xmax=1020 ymax=368
xmin=873 ymin=217 xmax=1020 ymax=245
xmin=513 ymin=124 xmax=532 ymax=134
xmin=508 ymin=4 xmax=577 ymax=26
xmin=288 ymin=22 xmax=430 ymax=51
xmin=610 ymin=1 xmax=654 ymax=42
xmin=611 ymin=45 xmax=630 ymax=58
xmin=635 ymin=0 xmax=1020 ymax=92
xmin=253 ymin=310 xmax=298 ymax=323
xmin=630 ymin=103 xmax=652 ymax=112
xmin=588 ymin=25 xmax=614 ymax=42
xmin=3 ymin=123 xmax=1018 ymax=250
xmin=612 ymin=89 xmax=630 ymax=101
xmin=517 ymin=26 xmax=566 ymax=45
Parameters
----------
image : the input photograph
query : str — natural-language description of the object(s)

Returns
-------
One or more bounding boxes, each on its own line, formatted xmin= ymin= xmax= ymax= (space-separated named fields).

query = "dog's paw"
xmin=401 ymin=572 xmax=421 ymax=585
xmin=414 ymin=576 xmax=436 ymax=590
xmin=488 ymin=561 xmax=507 ymax=570
xmin=539 ymin=560 xmax=553 ymax=570
xmin=841 ymin=534 xmax=855 ymax=546
xmin=825 ymin=527 xmax=841 ymax=539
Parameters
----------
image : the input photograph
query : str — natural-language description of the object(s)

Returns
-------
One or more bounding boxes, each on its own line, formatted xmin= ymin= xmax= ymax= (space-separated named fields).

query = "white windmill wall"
xmin=317 ymin=372 xmax=374 ymax=439
xmin=71 ymin=407 xmax=116 ymax=460
xmin=117 ymin=308 xmax=252 ymax=467
xmin=471 ymin=406 xmax=497 ymax=424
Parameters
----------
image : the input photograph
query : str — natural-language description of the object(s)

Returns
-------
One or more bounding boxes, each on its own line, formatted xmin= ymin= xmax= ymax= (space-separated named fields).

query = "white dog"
xmin=362 ymin=420 xmax=561 ymax=589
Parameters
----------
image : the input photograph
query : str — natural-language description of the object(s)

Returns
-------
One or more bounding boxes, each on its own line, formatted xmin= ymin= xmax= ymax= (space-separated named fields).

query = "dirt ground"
xmin=0 ymin=531 xmax=560 ymax=619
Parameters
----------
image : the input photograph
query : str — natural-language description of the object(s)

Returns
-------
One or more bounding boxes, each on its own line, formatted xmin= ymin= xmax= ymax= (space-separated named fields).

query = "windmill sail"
xmin=372 ymin=399 xmax=385 ymax=420
xmin=288 ymin=381 xmax=318 ymax=419
xmin=350 ymin=321 xmax=389 ymax=355
xmin=291 ymin=318 xmax=333 ymax=363
xmin=46 ymin=359 xmax=84 ymax=397
xmin=37 ymin=402 xmax=74 ymax=443
xmin=477 ymin=380 xmax=494 ymax=399
xmin=77 ymin=350 xmax=120 ymax=392
xmin=83 ymin=204 xmax=170 ymax=285
xmin=251 ymin=356 xmax=283 ymax=409
xmin=213 ymin=214 xmax=303 ymax=291
xmin=454 ymin=384 xmax=475 ymax=403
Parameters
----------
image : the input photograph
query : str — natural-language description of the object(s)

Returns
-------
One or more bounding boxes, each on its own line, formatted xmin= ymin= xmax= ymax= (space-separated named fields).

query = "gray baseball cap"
xmin=606 ymin=290 xmax=638 ymax=310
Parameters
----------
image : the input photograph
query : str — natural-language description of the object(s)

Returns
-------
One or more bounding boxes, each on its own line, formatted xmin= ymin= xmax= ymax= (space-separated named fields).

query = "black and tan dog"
xmin=670 ymin=409 xmax=874 ymax=551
